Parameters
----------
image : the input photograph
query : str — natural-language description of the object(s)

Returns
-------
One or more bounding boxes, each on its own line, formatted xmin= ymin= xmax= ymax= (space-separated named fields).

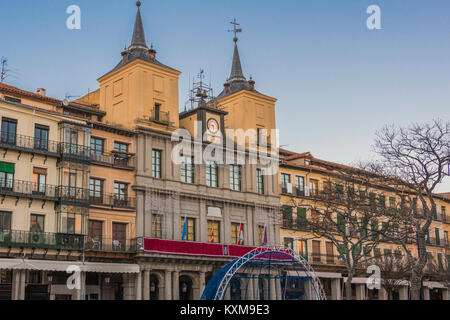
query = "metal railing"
xmin=149 ymin=108 xmax=170 ymax=125
xmin=59 ymin=142 xmax=91 ymax=161
xmin=56 ymin=186 xmax=90 ymax=203
xmin=90 ymin=151 xmax=136 ymax=168
xmin=0 ymin=179 xmax=58 ymax=200
xmin=0 ymin=230 xmax=84 ymax=250
xmin=0 ymin=132 xmax=59 ymax=154
xmin=84 ymin=236 xmax=136 ymax=252
xmin=282 ymin=218 xmax=309 ymax=231
xmin=89 ymin=193 xmax=136 ymax=208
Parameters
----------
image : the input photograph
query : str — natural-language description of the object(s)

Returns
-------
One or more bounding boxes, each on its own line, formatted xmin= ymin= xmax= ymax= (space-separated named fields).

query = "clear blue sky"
xmin=1 ymin=0 xmax=449 ymax=191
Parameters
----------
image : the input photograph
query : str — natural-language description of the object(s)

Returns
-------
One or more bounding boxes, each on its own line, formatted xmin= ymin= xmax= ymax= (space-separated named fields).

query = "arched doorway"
xmin=230 ymin=279 xmax=241 ymax=300
xmin=150 ymin=275 xmax=159 ymax=300
xmin=179 ymin=276 xmax=194 ymax=300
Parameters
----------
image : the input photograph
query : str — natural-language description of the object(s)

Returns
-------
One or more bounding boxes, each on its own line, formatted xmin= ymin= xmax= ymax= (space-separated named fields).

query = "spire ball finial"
xmin=136 ymin=1 xmax=141 ymax=7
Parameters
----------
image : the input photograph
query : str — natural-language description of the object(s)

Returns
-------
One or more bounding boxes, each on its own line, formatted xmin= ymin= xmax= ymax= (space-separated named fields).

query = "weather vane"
xmin=228 ymin=18 xmax=242 ymax=43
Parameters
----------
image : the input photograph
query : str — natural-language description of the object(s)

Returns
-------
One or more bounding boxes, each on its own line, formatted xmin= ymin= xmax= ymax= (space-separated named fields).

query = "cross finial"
xmin=228 ymin=18 xmax=242 ymax=43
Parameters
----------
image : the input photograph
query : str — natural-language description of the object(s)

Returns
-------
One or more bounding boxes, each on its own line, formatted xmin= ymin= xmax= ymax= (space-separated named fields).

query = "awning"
xmin=343 ymin=277 xmax=369 ymax=284
xmin=0 ymin=259 xmax=139 ymax=274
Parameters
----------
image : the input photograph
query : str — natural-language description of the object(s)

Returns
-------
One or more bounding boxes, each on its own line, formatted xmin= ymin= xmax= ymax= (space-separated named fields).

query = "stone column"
xmin=275 ymin=279 xmax=282 ymax=300
xmin=225 ymin=286 xmax=231 ymax=300
xmin=164 ymin=270 xmax=172 ymax=300
xmin=172 ymin=270 xmax=179 ymax=300
xmin=442 ymin=288 xmax=449 ymax=300
xmin=269 ymin=278 xmax=276 ymax=300
xmin=355 ymin=284 xmax=366 ymax=300
xmin=199 ymin=271 xmax=206 ymax=299
xmin=143 ymin=270 xmax=150 ymax=300
xmin=399 ymin=286 xmax=409 ymax=300
xmin=378 ymin=287 xmax=388 ymax=300
xmin=247 ymin=278 xmax=254 ymax=300
xmin=11 ymin=270 xmax=26 ymax=300
xmin=423 ymin=287 xmax=430 ymax=300
xmin=122 ymin=274 xmax=135 ymax=300
xmin=263 ymin=279 xmax=269 ymax=300
xmin=304 ymin=279 xmax=312 ymax=300
xmin=136 ymin=190 xmax=145 ymax=238
xmin=331 ymin=279 xmax=342 ymax=300
xmin=73 ymin=272 xmax=86 ymax=300
xmin=135 ymin=272 xmax=142 ymax=300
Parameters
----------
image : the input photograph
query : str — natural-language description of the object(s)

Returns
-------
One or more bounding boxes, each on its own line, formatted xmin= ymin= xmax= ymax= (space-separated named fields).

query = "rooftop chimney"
xmin=36 ymin=88 xmax=46 ymax=96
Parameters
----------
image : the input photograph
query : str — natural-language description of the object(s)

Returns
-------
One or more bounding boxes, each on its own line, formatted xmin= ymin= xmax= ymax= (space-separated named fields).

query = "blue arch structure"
xmin=201 ymin=247 xmax=326 ymax=300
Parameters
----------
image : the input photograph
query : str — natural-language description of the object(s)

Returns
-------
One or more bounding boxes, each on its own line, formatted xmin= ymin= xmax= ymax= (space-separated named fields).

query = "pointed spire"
xmin=228 ymin=41 xmax=246 ymax=82
xmin=129 ymin=1 xmax=148 ymax=51
xmin=227 ymin=19 xmax=246 ymax=83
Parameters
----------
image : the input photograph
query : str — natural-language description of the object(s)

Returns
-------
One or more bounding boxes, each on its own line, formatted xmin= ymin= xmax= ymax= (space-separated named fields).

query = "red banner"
xmin=143 ymin=238 xmax=257 ymax=258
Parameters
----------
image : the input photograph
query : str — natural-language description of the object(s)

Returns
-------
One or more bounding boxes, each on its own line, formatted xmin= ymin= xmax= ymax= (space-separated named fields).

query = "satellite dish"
xmin=62 ymin=99 xmax=69 ymax=106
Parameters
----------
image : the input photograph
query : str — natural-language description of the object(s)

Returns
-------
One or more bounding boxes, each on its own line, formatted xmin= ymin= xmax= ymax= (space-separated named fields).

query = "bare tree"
xmin=284 ymin=167 xmax=393 ymax=300
xmin=367 ymin=120 xmax=450 ymax=300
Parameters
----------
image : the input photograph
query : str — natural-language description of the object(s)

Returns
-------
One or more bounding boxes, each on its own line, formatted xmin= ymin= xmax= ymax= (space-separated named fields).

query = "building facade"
xmin=278 ymin=148 xmax=450 ymax=300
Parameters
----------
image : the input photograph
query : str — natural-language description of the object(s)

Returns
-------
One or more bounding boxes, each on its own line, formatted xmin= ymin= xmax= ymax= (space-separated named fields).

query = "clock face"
xmin=207 ymin=118 xmax=219 ymax=134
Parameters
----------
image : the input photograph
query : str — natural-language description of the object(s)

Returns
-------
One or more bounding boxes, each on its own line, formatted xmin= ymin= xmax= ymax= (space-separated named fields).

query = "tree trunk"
xmin=410 ymin=271 xmax=422 ymax=300
xmin=345 ymin=277 xmax=353 ymax=300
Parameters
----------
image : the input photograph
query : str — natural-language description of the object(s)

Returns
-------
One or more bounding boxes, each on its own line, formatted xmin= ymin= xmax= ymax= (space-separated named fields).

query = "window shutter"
xmin=0 ymin=162 xmax=14 ymax=173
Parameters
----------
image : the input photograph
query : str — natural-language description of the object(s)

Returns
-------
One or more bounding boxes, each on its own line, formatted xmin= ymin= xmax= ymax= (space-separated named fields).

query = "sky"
xmin=1 ymin=0 xmax=449 ymax=191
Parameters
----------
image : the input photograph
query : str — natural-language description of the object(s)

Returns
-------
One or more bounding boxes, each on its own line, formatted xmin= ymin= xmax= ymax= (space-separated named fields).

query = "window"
xmin=258 ymin=225 xmax=265 ymax=246
xmin=442 ymin=206 xmax=446 ymax=220
xmin=295 ymin=176 xmax=305 ymax=195
xmin=281 ymin=173 xmax=291 ymax=192
xmin=312 ymin=240 xmax=321 ymax=262
xmin=28 ymin=271 xmax=42 ymax=284
xmin=90 ymin=137 xmax=104 ymax=155
xmin=231 ymin=223 xmax=243 ymax=245
xmin=89 ymin=178 xmax=104 ymax=203
xmin=437 ymin=253 xmax=444 ymax=270
xmin=4 ymin=96 xmax=21 ymax=104
xmin=299 ymin=240 xmax=308 ymax=260
xmin=379 ymin=195 xmax=386 ymax=207
xmin=257 ymin=128 xmax=266 ymax=146
xmin=30 ymin=214 xmax=44 ymax=233
xmin=181 ymin=217 xmax=196 ymax=241
xmin=1 ymin=118 xmax=17 ymax=145
xmin=297 ymin=208 xmax=307 ymax=228
xmin=154 ymin=103 xmax=161 ymax=122
xmin=229 ymin=165 xmax=241 ymax=191
xmin=309 ymin=179 xmax=319 ymax=196
xmin=256 ymin=169 xmax=264 ymax=194
xmin=206 ymin=161 xmax=218 ymax=188
xmin=284 ymin=237 xmax=294 ymax=250
xmin=88 ymin=220 xmax=103 ymax=242
xmin=435 ymin=228 xmax=441 ymax=246
xmin=152 ymin=149 xmax=162 ymax=179
xmin=0 ymin=162 xmax=14 ymax=189
xmin=114 ymin=182 xmax=128 ymax=200
xmin=32 ymin=168 xmax=47 ymax=194
xmin=112 ymin=222 xmax=127 ymax=250
xmin=66 ymin=217 xmax=75 ymax=234
xmin=180 ymin=156 xmax=194 ymax=183
xmin=0 ymin=211 xmax=11 ymax=231
xmin=114 ymin=142 xmax=128 ymax=153
xmin=152 ymin=214 xmax=162 ymax=238
xmin=389 ymin=197 xmax=396 ymax=208
xmin=207 ymin=220 xmax=220 ymax=243
xmin=34 ymin=125 xmax=49 ymax=150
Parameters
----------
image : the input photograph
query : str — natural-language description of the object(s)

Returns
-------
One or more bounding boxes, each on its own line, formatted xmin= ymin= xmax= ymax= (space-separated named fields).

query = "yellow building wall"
xmin=97 ymin=60 xmax=181 ymax=131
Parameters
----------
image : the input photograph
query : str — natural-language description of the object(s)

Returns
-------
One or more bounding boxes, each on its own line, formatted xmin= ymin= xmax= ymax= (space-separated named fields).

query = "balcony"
xmin=59 ymin=142 xmax=91 ymax=163
xmin=84 ymin=236 xmax=136 ymax=253
xmin=89 ymin=193 xmax=136 ymax=209
xmin=301 ymin=252 xmax=345 ymax=266
xmin=282 ymin=218 xmax=309 ymax=231
xmin=0 ymin=179 xmax=58 ymax=200
xmin=426 ymin=237 xmax=445 ymax=248
xmin=56 ymin=186 xmax=90 ymax=205
xmin=90 ymin=151 xmax=135 ymax=169
xmin=0 ymin=230 xmax=84 ymax=250
xmin=149 ymin=108 xmax=170 ymax=125
xmin=0 ymin=132 xmax=59 ymax=156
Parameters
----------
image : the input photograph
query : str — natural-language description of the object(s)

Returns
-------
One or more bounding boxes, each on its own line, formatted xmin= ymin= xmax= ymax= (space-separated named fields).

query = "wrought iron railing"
xmin=149 ymin=108 xmax=170 ymax=125
xmin=0 ymin=230 xmax=84 ymax=250
xmin=0 ymin=179 xmax=58 ymax=200
xmin=84 ymin=236 xmax=137 ymax=252
xmin=89 ymin=193 xmax=136 ymax=208
xmin=59 ymin=142 xmax=91 ymax=161
xmin=282 ymin=218 xmax=309 ymax=231
xmin=90 ymin=151 xmax=135 ymax=168
xmin=56 ymin=186 xmax=90 ymax=203
xmin=0 ymin=131 xmax=59 ymax=154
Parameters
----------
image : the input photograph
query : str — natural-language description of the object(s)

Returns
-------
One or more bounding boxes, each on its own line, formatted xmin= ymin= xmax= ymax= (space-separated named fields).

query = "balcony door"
xmin=1 ymin=118 xmax=17 ymax=145
xmin=88 ymin=220 xmax=103 ymax=250
xmin=112 ymin=222 xmax=127 ymax=251
xmin=312 ymin=240 xmax=321 ymax=263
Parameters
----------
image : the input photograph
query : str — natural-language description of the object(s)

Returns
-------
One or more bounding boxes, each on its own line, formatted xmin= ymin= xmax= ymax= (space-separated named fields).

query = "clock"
xmin=207 ymin=118 xmax=219 ymax=134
